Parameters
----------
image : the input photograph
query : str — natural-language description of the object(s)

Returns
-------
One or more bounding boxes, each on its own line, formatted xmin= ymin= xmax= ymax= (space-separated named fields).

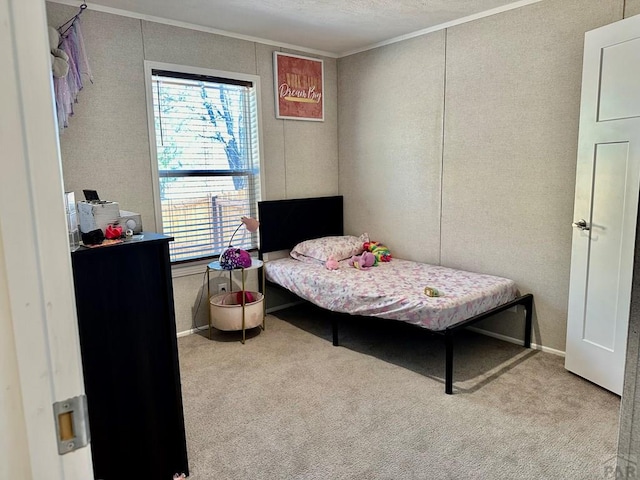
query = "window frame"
xmin=143 ymin=61 xmax=265 ymax=276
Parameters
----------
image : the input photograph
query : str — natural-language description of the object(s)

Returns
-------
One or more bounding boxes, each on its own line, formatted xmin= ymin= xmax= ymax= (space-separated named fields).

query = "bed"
xmin=258 ymin=195 xmax=533 ymax=394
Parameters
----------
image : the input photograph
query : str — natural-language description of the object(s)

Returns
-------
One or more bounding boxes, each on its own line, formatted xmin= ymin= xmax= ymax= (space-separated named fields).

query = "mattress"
xmin=265 ymin=258 xmax=518 ymax=331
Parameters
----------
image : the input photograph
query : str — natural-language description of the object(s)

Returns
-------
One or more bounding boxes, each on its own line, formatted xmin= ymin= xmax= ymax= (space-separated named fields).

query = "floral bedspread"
xmin=265 ymin=258 xmax=518 ymax=331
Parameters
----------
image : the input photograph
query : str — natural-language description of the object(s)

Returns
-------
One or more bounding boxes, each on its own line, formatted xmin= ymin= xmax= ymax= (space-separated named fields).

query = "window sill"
xmin=171 ymin=259 xmax=211 ymax=278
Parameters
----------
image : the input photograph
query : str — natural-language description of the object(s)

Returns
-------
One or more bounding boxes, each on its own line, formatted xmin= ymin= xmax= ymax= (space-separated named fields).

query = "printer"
xmin=77 ymin=191 xmax=143 ymax=235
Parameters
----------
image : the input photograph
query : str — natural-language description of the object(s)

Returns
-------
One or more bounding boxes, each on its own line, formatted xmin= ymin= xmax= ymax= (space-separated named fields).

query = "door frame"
xmin=0 ymin=0 xmax=93 ymax=478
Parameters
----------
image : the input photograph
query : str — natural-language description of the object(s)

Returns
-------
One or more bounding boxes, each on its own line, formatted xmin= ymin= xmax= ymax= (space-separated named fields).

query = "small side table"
xmin=207 ymin=258 xmax=265 ymax=343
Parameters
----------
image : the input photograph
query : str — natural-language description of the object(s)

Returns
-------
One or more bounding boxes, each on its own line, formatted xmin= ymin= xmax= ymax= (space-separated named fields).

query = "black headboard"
xmin=258 ymin=196 xmax=344 ymax=254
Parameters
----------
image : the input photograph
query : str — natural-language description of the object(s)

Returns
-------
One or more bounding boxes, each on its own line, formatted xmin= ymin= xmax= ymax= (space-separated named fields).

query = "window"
xmin=145 ymin=63 xmax=262 ymax=263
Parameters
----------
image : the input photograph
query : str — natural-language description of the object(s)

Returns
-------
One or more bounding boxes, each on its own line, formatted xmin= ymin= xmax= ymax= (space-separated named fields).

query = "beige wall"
xmin=47 ymin=0 xmax=629 ymax=349
xmin=625 ymin=0 xmax=640 ymax=17
xmin=338 ymin=0 xmax=622 ymax=351
xmin=442 ymin=0 xmax=622 ymax=349
xmin=46 ymin=3 xmax=338 ymax=334
xmin=338 ymin=34 xmax=445 ymax=263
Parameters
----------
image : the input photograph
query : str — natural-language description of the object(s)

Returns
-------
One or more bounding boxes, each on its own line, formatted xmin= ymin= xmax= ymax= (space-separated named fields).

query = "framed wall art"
xmin=273 ymin=52 xmax=324 ymax=121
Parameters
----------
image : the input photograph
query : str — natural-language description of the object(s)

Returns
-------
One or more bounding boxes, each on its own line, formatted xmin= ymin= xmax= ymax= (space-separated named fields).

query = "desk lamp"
xmin=220 ymin=216 xmax=259 ymax=270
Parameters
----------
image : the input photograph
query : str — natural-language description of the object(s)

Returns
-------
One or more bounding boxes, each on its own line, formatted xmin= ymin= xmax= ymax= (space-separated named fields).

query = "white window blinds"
xmin=150 ymin=69 xmax=261 ymax=263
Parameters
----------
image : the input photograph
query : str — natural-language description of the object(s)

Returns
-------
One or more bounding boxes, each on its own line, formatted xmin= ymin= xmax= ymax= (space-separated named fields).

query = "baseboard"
xmin=177 ymin=311 xmax=568 ymax=358
xmin=177 ymin=301 xmax=304 ymax=337
xmin=466 ymin=326 xmax=565 ymax=357
xmin=177 ymin=326 xmax=208 ymax=337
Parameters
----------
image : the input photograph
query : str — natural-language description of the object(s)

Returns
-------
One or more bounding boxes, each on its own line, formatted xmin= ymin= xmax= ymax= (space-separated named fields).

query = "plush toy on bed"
xmin=363 ymin=241 xmax=392 ymax=263
xmin=349 ymin=251 xmax=377 ymax=270
xmin=325 ymin=257 xmax=340 ymax=270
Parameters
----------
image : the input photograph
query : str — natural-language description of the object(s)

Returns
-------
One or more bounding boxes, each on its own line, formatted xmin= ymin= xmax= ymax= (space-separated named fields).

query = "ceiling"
xmin=66 ymin=0 xmax=539 ymax=57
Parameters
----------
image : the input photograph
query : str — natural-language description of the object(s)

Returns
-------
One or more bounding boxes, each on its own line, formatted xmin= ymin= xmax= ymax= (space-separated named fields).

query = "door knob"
xmin=572 ymin=219 xmax=590 ymax=231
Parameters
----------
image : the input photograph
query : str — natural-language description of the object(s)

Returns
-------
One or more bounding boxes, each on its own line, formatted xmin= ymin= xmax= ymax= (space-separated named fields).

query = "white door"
xmin=565 ymin=14 xmax=640 ymax=395
xmin=0 ymin=0 xmax=93 ymax=478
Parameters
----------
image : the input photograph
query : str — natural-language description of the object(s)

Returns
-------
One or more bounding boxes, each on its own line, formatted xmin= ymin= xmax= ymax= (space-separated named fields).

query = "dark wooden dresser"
xmin=71 ymin=233 xmax=189 ymax=479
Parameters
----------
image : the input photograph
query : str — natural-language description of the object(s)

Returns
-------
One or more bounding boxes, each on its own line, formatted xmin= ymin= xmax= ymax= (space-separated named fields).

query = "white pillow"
xmin=290 ymin=233 xmax=369 ymax=263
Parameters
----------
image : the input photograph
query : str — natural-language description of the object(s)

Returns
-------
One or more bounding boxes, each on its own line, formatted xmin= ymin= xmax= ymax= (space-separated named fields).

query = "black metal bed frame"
xmin=330 ymin=293 xmax=533 ymax=394
xmin=258 ymin=195 xmax=534 ymax=394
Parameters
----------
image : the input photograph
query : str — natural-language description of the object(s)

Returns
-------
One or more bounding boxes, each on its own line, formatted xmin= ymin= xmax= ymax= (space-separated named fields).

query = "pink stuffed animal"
xmin=349 ymin=251 xmax=377 ymax=270
xmin=325 ymin=257 xmax=339 ymax=270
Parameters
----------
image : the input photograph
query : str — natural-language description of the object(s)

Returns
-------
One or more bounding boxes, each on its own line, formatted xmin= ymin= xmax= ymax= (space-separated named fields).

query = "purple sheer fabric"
xmin=55 ymin=20 xmax=92 ymax=131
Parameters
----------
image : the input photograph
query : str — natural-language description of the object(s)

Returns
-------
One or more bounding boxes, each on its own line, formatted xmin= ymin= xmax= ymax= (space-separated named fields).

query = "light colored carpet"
xmin=177 ymin=304 xmax=620 ymax=479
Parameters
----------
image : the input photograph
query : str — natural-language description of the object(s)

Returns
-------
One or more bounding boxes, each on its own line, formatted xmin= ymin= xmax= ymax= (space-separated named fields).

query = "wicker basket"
xmin=209 ymin=291 xmax=264 ymax=331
